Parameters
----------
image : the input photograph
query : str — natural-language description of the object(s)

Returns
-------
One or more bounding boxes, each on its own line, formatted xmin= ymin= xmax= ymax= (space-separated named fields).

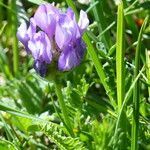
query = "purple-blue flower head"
xmin=17 ymin=3 xmax=89 ymax=76
xmin=56 ymin=8 xmax=89 ymax=71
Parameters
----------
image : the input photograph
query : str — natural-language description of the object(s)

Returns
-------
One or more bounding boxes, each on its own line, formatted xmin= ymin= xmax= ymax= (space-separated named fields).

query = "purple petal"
xmin=27 ymin=18 xmax=36 ymax=38
xmin=34 ymin=4 xmax=58 ymax=38
xmin=55 ymin=13 xmax=80 ymax=49
xmin=66 ymin=8 xmax=75 ymax=20
xmin=58 ymin=39 xmax=85 ymax=71
xmin=55 ymin=22 xmax=72 ymax=50
xmin=34 ymin=60 xmax=47 ymax=77
xmin=28 ymin=31 xmax=52 ymax=64
xmin=17 ymin=18 xmax=36 ymax=53
xmin=78 ymin=10 xmax=89 ymax=33
xmin=17 ymin=21 xmax=30 ymax=51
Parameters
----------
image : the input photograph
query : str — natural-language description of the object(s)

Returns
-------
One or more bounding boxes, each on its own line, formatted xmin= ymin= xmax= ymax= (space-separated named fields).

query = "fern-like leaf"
xmin=40 ymin=123 xmax=86 ymax=150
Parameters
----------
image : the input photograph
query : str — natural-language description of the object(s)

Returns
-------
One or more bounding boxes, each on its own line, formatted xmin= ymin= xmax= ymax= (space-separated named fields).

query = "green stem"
xmin=116 ymin=1 xmax=125 ymax=111
xmin=11 ymin=0 xmax=19 ymax=76
xmin=54 ymin=81 xmax=74 ymax=136
xmin=131 ymin=16 xmax=149 ymax=150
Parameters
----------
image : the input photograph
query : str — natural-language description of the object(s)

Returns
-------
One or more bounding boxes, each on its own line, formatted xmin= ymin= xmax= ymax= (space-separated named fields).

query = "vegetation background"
xmin=0 ymin=0 xmax=150 ymax=149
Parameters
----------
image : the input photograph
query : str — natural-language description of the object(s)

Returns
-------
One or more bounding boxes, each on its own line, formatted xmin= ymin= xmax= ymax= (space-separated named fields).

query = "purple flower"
xmin=17 ymin=3 xmax=89 ymax=76
xmin=55 ymin=9 xmax=89 ymax=71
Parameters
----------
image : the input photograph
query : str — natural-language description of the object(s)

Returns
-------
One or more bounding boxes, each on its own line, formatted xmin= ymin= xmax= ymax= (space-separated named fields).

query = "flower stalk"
xmin=54 ymin=81 xmax=74 ymax=136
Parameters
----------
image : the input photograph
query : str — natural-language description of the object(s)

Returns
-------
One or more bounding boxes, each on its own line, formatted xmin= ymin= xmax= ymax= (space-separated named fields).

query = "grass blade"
xmin=115 ymin=2 xmax=127 ymax=148
xmin=116 ymin=1 xmax=125 ymax=111
xmin=131 ymin=15 xmax=149 ymax=150
xmin=10 ymin=0 xmax=19 ymax=76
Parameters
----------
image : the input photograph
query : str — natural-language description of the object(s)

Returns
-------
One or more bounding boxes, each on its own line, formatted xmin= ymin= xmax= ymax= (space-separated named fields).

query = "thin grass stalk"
xmin=116 ymin=1 xmax=125 ymax=111
xmin=131 ymin=15 xmax=149 ymax=150
xmin=11 ymin=0 xmax=19 ymax=76
xmin=86 ymin=1 xmax=99 ymax=13
xmin=124 ymin=0 xmax=139 ymax=13
xmin=98 ymin=21 xmax=115 ymax=39
xmin=123 ymin=0 xmax=138 ymax=41
xmin=125 ymin=8 xmax=144 ymax=16
xmin=91 ymin=0 xmax=111 ymax=49
xmin=65 ymin=0 xmax=115 ymax=105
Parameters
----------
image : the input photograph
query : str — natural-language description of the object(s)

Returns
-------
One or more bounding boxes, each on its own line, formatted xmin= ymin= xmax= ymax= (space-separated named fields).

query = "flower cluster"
xmin=17 ymin=3 xmax=89 ymax=76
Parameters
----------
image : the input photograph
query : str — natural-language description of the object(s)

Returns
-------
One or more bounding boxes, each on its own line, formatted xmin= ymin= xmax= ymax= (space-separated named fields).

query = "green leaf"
xmin=42 ymin=123 xmax=86 ymax=150
xmin=27 ymin=124 xmax=41 ymax=132
xmin=11 ymin=116 xmax=32 ymax=132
